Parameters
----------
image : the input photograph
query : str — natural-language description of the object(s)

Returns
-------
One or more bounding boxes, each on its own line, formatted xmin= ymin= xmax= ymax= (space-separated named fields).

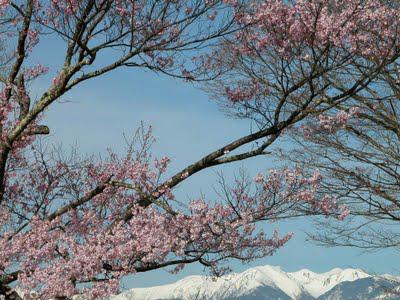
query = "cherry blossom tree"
xmin=0 ymin=0 xmax=399 ymax=299
xmin=285 ymin=54 xmax=400 ymax=251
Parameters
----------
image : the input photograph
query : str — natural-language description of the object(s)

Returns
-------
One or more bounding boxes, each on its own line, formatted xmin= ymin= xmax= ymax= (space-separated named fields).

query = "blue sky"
xmin=31 ymin=37 xmax=399 ymax=290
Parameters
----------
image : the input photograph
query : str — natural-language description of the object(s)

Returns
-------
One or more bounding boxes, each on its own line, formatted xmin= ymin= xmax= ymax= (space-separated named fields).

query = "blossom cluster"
xmin=234 ymin=0 xmax=400 ymax=58
xmin=301 ymin=107 xmax=361 ymax=138
xmin=0 ymin=137 xmax=348 ymax=299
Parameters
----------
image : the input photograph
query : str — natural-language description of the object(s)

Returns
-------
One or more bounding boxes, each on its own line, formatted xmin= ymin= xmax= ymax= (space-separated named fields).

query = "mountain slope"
xmin=319 ymin=277 xmax=400 ymax=300
xmin=112 ymin=265 xmax=400 ymax=300
xmin=288 ymin=267 xmax=369 ymax=298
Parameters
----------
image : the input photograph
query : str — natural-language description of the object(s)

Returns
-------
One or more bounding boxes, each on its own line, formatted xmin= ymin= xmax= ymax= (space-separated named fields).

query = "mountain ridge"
xmin=112 ymin=265 xmax=400 ymax=300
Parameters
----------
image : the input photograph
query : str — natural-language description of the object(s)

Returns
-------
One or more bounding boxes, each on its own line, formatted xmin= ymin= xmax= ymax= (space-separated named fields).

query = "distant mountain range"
xmin=112 ymin=265 xmax=400 ymax=300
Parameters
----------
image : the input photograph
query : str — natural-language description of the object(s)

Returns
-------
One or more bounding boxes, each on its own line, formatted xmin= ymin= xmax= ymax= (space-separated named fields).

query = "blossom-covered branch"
xmin=0 ymin=0 xmax=399 ymax=298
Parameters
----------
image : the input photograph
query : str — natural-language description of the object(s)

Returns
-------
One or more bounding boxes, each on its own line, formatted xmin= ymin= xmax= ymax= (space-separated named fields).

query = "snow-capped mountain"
xmin=111 ymin=265 xmax=400 ymax=300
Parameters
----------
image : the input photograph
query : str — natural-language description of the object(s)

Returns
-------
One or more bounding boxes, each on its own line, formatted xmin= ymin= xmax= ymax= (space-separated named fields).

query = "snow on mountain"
xmin=111 ymin=265 xmax=400 ymax=300
xmin=113 ymin=266 xmax=310 ymax=300
xmin=319 ymin=277 xmax=400 ymax=300
xmin=287 ymin=267 xmax=370 ymax=298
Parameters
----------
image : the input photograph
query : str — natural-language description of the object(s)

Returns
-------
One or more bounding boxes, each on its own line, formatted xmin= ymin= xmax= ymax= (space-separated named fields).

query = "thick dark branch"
xmin=28 ymin=125 xmax=50 ymax=136
xmin=48 ymin=176 xmax=113 ymax=221
xmin=7 ymin=2 xmax=33 ymax=87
